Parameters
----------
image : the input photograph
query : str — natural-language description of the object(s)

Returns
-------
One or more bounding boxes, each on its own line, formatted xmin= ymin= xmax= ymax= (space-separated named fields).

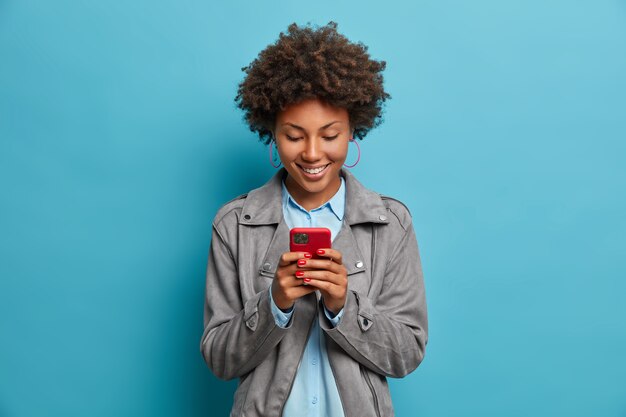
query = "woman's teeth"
xmin=300 ymin=164 xmax=328 ymax=174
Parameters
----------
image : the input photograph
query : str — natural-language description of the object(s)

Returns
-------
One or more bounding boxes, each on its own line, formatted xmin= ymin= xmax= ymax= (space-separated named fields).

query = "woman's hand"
xmin=272 ymin=251 xmax=317 ymax=311
xmin=294 ymin=248 xmax=348 ymax=315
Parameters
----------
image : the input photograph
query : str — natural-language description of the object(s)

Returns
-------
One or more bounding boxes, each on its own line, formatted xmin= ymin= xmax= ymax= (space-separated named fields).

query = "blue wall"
xmin=1 ymin=1 xmax=625 ymax=416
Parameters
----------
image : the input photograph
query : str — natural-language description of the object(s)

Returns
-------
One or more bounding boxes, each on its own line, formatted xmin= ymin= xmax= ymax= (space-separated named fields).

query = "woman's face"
xmin=273 ymin=97 xmax=352 ymax=210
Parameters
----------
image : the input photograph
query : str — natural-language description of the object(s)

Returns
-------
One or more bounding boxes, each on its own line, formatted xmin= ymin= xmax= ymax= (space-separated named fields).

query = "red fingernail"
xmin=316 ymin=249 xmax=325 ymax=255
xmin=303 ymin=278 xmax=311 ymax=282
xmin=297 ymin=259 xmax=307 ymax=266
xmin=304 ymin=253 xmax=312 ymax=258
xmin=295 ymin=271 xmax=304 ymax=277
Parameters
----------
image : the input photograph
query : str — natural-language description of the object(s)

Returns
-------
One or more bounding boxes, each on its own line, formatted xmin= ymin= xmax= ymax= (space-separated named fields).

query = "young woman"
xmin=200 ymin=22 xmax=428 ymax=417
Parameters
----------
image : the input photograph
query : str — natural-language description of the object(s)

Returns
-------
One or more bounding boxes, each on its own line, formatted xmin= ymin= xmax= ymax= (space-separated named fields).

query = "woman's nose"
xmin=302 ymin=137 xmax=322 ymax=161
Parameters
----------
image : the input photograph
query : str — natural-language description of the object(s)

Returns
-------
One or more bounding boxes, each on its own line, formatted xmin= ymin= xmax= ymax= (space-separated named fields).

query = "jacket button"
xmin=379 ymin=214 xmax=387 ymax=221
xmin=243 ymin=214 xmax=251 ymax=220
xmin=355 ymin=261 xmax=363 ymax=268
xmin=247 ymin=317 xmax=256 ymax=327
xmin=263 ymin=262 xmax=271 ymax=271
xmin=363 ymin=318 xmax=369 ymax=326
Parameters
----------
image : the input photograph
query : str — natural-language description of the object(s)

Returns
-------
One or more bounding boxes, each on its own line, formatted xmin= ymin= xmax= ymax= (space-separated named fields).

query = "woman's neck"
xmin=284 ymin=174 xmax=342 ymax=211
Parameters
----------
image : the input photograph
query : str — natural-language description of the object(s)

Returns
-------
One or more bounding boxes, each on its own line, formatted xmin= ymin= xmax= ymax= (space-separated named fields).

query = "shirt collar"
xmin=239 ymin=167 xmax=389 ymax=226
xmin=281 ymin=176 xmax=345 ymax=222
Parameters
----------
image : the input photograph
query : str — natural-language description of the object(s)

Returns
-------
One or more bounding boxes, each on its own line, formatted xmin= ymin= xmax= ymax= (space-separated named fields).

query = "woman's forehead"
xmin=276 ymin=98 xmax=349 ymax=128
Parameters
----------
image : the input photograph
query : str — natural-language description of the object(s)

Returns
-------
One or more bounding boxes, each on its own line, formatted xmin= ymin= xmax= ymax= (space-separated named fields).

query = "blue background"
xmin=1 ymin=1 xmax=625 ymax=416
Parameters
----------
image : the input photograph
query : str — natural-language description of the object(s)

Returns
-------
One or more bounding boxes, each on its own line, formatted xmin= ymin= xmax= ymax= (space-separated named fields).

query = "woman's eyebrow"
xmin=282 ymin=121 xmax=341 ymax=131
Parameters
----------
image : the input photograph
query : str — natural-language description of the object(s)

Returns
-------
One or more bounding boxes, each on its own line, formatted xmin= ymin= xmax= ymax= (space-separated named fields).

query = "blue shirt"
xmin=268 ymin=176 xmax=346 ymax=417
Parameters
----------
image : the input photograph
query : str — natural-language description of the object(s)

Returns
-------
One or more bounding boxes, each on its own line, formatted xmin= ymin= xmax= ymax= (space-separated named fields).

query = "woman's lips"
xmin=297 ymin=163 xmax=330 ymax=179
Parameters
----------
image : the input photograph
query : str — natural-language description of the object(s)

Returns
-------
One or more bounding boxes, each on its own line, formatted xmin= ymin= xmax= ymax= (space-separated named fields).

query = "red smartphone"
xmin=289 ymin=227 xmax=331 ymax=258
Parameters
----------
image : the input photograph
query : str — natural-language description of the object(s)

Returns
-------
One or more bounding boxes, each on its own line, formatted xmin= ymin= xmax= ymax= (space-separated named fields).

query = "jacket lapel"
xmin=331 ymin=222 xmax=367 ymax=276
xmin=258 ymin=218 xmax=290 ymax=278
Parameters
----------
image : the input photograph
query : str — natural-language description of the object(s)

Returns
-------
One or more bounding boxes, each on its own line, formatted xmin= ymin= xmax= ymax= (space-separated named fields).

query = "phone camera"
xmin=293 ymin=233 xmax=309 ymax=244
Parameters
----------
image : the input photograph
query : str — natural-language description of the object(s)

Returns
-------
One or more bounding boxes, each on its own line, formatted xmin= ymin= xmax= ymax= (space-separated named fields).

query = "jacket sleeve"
xmin=200 ymin=221 xmax=291 ymax=380
xmin=318 ymin=221 xmax=428 ymax=378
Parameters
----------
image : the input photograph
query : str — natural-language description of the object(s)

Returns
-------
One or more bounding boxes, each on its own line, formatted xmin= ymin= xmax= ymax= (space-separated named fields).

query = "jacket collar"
xmin=239 ymin=167 xmax=389 ymax=226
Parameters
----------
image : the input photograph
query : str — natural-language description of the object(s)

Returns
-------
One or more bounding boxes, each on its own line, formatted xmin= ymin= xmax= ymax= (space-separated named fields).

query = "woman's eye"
xmin=323 ymin=134 xmax=339 ymax=141
xmin=286 ymin=135 xmax=302 ymax=141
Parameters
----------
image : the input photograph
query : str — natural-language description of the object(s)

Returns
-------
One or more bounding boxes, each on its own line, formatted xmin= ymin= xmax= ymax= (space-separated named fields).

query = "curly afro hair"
xmin=235 ymin=21 xmax=391 ymax=144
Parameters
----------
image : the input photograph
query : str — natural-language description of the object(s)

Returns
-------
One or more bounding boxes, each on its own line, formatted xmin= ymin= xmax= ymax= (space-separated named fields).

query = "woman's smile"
xmin=296 ymin=162 xmax=331 ymax=179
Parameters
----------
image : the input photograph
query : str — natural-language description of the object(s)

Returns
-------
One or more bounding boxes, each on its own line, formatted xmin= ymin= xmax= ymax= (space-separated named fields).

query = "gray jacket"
xmin=200 ymin=167 xmax=428 ymax=417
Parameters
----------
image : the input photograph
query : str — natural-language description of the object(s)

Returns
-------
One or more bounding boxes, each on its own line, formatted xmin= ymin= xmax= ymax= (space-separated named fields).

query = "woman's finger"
xmin=295 ymin=258 xmax=342 ymax=273
xmin=277 ymin=266 xmax=311 ymax=288
xmin=295 ymin=269 xmax=345 ymax=285
xmin=299 ymin=278 xmax=335 ymax=293
xmin=287 ymin=286 xmax=317 ymax=299
xmin=277 ymin=262 xmax=299 ymax=276
xmin=314 ymin=248 xmax=343 ymax=265
xmin=278 ymin=251 xmax=312 ymax=267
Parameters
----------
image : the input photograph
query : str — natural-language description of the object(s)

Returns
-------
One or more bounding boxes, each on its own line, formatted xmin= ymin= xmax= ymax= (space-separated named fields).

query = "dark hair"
xmin=235 ymin=21 xmax=390 ymax=144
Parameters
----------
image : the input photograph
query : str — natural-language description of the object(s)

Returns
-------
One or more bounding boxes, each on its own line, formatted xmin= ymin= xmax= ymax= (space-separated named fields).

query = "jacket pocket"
xmin=256 ymin=264 xmax=274 ymax=294
xmin=360 ymin=365 xmax=381 ymax=417
xmin=347 ymin=269 xmax=371 ymax=295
